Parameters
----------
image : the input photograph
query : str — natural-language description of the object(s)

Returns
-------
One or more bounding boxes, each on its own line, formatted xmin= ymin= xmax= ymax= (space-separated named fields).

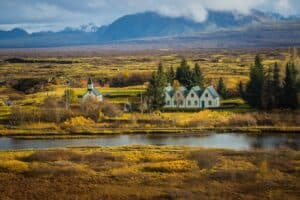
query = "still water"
xmin=0 ymin=133 xmax=299 ymax=150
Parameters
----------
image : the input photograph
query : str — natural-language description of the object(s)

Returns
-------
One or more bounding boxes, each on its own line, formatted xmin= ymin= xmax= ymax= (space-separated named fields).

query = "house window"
xmin=180 ymin=100 xmax=183 ymax=106
xmin=194 ymin=101 xmax=198 ymax=106
xmin=188 ymin=100 xmax=191 ymax=106
xmin=205 ymin=93 xmax=209 ymax=98
xmin=191 ymin=93 xmax=194 ymax=98
xmin=209 ymin=100 xmax=212 ymax=106
xmin=167 ymin=101 xmax=170 ymax=105
xmin=174 ymin=100 xmax=177 ymax=105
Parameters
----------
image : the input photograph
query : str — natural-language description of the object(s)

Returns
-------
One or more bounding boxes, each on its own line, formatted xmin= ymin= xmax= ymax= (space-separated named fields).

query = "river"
xmin=0 ymin=133 xmax=299 ymax=150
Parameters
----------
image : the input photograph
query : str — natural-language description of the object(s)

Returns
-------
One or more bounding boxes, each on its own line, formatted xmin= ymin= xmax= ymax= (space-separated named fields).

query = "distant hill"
xmin=0 ymin=10 xmax=299 ymax=48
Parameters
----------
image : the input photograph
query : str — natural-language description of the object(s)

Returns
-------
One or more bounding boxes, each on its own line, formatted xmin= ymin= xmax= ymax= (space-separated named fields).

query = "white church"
xmin=164 ymin=84 xmax=220 ymax=109
xmin=82 ymin=78 xmax=103 ymax=101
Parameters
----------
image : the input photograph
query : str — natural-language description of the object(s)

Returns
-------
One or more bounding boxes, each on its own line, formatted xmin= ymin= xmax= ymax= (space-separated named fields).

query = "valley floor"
xmin=0 ymin=146 xmax=299 ymax=200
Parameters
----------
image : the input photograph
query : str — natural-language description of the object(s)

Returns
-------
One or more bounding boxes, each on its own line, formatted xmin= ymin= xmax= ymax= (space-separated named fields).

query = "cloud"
xmin=0 ymin=0 xmax=299 ymax=32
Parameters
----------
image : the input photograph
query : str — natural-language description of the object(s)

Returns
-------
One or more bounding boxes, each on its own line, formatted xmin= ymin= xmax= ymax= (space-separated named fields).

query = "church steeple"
xmin=87 ymin=77 xmax=94 ymax=91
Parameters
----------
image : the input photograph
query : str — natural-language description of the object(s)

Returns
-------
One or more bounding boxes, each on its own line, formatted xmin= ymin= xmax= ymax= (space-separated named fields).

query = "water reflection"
xmin=0 ymin=133 xmax=299 ymax=150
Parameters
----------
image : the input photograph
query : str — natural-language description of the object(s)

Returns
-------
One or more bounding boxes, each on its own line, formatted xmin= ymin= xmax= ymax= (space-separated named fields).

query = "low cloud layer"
xmin=0 ymin=0 xmax=299 ymax=32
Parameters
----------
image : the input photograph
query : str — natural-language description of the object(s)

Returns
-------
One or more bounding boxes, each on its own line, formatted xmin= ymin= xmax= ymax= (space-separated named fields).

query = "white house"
xmin=164 ymin=84 xmax=220 ymax=109
xmin=82 ymin=78 xmax=103 ymax=102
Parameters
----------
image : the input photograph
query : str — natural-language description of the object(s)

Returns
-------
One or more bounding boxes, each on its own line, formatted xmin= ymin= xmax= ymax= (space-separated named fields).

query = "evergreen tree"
xmin=282 ymin=62 xmax=298 ymax=109
xmin=272 ymin=62 xmax=282 ymax=107
xmin=245 ymin=55 xmax=265 ymax=108
xmin=261 ymin=66 xmax=275 ymax=109
xmin=238 ymin=81 xmax=245 ymax=99
xmin=176 ymin=58 xmax=193 ymax=88
xmin=146 ymin=63 xmax=167 ymax=110
xmin=167 ymin=66 xmax=175 ymax=84
xmin=192 ymin=63 xmax=204 ymax=87
xmin=217 ymin=78 xmax=228 ymax=99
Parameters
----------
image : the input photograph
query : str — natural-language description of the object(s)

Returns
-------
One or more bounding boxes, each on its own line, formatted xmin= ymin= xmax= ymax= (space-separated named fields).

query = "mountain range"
xmin=0 ymin=9 xmax=300 ymax=49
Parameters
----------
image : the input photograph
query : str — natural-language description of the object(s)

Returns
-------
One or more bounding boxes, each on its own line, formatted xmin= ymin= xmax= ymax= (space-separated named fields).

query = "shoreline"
xmin=0 ymin=126 xmax=299 ymax=139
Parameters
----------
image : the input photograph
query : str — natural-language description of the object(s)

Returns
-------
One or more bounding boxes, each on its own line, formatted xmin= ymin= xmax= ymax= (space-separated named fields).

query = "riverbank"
xmin=0 ymin=146 xmax=299 ymax=199
xmin=0 ymin=126 xmax=300 ymax=139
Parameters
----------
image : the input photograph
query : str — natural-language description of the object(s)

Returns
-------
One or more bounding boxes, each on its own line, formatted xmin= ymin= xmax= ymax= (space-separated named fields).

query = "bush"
xmin=109 ymin=72 xmax=151 ymax=87
xmin=24 ymin=150 xmax=83 ymax=162
xmin=62 ymin=116 xmax=94 ymax=131
xmin=143 ymin=160 xmax=198 ymax=173
xmin=229 ymin=114 xmax=257 ymax=126
xmin=12 ymin=78 xmax=48 ymax=94
xmin=0 ymin=160 xmax=29 ymax=173
xmin=101 ymin=101 xmax=123 ymax=118
xmin=187 ymin=151 xmax=219 ymax=169
xmin=28 ymin=161 xmax=94 ymax=176
xmin=9 ymin=106 xmax=41 ymax=125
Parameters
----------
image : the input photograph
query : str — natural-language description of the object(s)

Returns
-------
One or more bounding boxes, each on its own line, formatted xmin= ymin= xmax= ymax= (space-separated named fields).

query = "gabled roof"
xmin=88 ymin=77 xmax=93 ymax=85
xmin=164 ymin=85 xmax=174 ymax=97
xmin=177 ymin=86 xmax=189 ymax=97
xmin=206 ymin=86 xmax=219 ymax=99
xmin=190 ymin=86 xmax=203 ymax=97
xmin=84 ymin=88 xmax=102 ymax=97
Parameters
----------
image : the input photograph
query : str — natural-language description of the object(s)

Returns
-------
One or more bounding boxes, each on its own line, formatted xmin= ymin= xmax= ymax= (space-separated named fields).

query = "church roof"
xmin=88 ymin=77 xmax=93 ymax=85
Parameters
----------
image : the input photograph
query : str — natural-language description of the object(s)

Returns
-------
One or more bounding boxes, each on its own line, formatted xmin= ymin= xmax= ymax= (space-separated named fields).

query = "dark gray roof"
xmin=84 ymin=88 xmax=102 ymax=97
xmin=207 ymin=86 xmax=219 ymax=99
xmin=165 ymin=85 xmax=174 ymax=97
xmin=88 ymin=77 xmax=93 ymax=85
xmin=190 ymin=86 xmax=203 ymax=97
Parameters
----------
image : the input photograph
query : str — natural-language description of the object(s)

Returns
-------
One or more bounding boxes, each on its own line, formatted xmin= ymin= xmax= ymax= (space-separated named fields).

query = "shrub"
xmin=187 ymin=151 xmax=219 ymax=169
xmin=101 ymin=101 xmax=123 ymax=118
xmin=62 ymin=116 xmax=94 ymax=131
xmin=9 ymin=106 xmax=41 ymax=125
xmin=28 ymin=161 xmax=94 ymax=176
xmin=0 ymin=160 xmax=29 ymax=173
xmin=228 ymin=113 xmax=257 ymax=126
xmin=109 ymin=72 xmax=151 ymax=87
xmin=83 ymin=152 xmax=123 ymax=162
xmin=12 ymin=78 xmax=48 ymax=94
xmin=24 ymin=150 xmax=83 ymax=162
xmin=143 ymin=160 xmax=198 ymax=173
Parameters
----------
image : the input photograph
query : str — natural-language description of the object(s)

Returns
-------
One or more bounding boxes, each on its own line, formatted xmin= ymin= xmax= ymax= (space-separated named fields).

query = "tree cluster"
xmin=146 ymin=59 xmax=205 ymax=110
xmin=241 ymin=54 xmax=299 ymax=109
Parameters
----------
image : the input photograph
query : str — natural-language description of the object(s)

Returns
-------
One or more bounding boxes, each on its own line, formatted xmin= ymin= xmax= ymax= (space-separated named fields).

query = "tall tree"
xmin=237 ymin=81 xmax=245 ymax=99
xmin=261 ymin=66 xmax=275 ymax=109
xmin=272 ymin=62 xmax=282 ymax=107
xmin=176 ymin=58 xmax=193 ymax=89
xmin=282 ymin=62 xmax=298 ymax=109
xmin=217 ymin=78 xmax=228 ymax=99
xmin=245 ymin=55 xmax=265 ymax=108
xmin=192 ymin=63 xmax=204 ymax=87
xmin=166 ymin=66 xmax=175 ymax=84
xmin=146 ymin=63 xmax=167 ymax=110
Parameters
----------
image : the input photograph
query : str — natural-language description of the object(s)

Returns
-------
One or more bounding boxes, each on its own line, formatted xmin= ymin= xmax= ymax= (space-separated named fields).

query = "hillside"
xmin=0 ymin=10 xmax=299 ymax=48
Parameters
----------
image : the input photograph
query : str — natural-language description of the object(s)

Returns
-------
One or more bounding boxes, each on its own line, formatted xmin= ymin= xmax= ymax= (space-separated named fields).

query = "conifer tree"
xmin=261 ymin=66 xmax=275 ymax=109
xmin=192 ymin=63 xmax=204 ymax=87
xmin=238 ymin=81 xmax=245 ymax=99
xmin=217 ymin=78 xmax=228 ymax=99
xmin=176 ymin=58 xmax=193 ymax=89
xmin=282 ymin=62 xmax=298 ymax=109
xmin=272 ymin=62 xmax=282 ymax=107
xmin=146 ymin=63 xmax=167 ymax=110
xmin=167 ymin=66 xmax=175 ymax=84
xmin=245 ymin=55 xmax=265 ymax=108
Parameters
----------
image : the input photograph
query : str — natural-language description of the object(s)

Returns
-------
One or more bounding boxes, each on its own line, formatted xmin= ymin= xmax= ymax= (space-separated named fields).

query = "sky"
xmin=0 ymin=0 xmax=299 ymax=33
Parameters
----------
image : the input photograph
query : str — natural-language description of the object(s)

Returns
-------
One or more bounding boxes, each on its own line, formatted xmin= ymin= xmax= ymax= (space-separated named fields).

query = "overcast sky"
xmin=0 ymin=0 xmax=299 ymax=32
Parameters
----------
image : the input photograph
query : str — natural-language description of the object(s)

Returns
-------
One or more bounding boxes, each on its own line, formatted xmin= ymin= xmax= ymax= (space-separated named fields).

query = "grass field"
xmin=0 ymin=146 xmax=299 ymax=199
xmin=0 ymin=48 xmax=299 ymax=136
